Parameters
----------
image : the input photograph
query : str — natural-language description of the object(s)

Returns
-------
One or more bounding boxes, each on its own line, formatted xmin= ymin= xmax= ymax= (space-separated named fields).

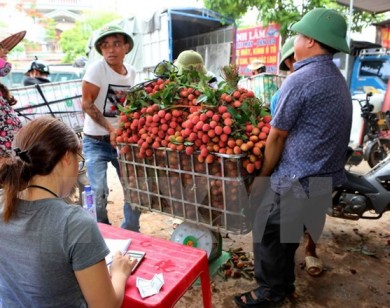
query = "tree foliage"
xmin=44 ymin=18 xmax=57 ymax=42
xmin=59 ymin=12 xmax=120 ymax=63
xmin=204 ymin=0 xmax=384 ymax=39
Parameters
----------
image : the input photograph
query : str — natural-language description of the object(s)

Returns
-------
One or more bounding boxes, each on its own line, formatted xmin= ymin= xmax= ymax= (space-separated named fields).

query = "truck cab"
xmin=333 ymin=42 xmax=390 ymax=150
xmin=334 ymin=42 xmax=390 ymax=96
xmin=349 ymin=48 xmax=390 ymax=96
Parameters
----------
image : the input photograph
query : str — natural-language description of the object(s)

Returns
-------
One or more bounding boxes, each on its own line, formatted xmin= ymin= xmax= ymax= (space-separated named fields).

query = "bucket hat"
xmin=0 ymin=31 xmax=26 ymax=52
xmin=247 ymin=59 xmax=265 ymax=71
xmin=94 ymin=25 xmax=134 ymax=55
xmin=175 ymin=50 xmax=207 ymax=74
xmin=279 ymin=36 xmax=296 ymax=71
xmin=290 ymin=8 xmax=349 ymax=54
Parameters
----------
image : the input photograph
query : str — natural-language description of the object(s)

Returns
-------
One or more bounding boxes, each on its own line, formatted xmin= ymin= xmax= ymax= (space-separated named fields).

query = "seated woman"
xmin=0 ymin=117 xmax=136 ymax=307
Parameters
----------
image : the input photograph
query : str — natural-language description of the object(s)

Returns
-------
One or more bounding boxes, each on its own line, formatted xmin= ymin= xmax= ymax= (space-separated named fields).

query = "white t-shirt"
xmin=83 ymin=59 xmax=136 ymax=135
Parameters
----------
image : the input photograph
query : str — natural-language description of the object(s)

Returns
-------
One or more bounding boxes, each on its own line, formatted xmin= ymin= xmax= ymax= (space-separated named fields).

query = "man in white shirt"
xmin=82 ymin=25 xmax=140 ymax=230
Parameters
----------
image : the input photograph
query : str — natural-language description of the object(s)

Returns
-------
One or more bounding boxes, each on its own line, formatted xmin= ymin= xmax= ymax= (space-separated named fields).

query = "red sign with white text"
xmin=236 ymin=24 xmax=281 ymax=76
xmin=381 ymin=27 xmax=390 ymax=48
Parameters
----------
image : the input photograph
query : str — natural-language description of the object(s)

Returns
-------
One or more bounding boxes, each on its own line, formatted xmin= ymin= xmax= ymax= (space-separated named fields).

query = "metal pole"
xmin=345 ymin=0 xmax=354 ymax=90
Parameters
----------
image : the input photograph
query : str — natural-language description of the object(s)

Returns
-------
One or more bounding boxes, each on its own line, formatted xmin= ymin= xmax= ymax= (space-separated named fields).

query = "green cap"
xmin=291 ymin=8 xmax=349 ymax=54
xmin=279 ymin=36 xmax=296 ymax=71
xmin=94 ymin=25 xmax=133 ymax=55
xmin=175 ymin=50 xmax=207 ymax=74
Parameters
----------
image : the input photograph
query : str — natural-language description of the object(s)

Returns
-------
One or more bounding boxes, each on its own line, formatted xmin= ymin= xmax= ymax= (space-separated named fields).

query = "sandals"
xmin=234 ymin=289 xmax=284 ymax=307
xmin=305 ymin=256 xmax=323 ymax=276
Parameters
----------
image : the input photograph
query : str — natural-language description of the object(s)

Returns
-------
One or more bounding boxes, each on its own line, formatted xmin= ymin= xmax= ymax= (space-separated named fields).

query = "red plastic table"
xmin=98 ymin=223 xmax=212 ymax=308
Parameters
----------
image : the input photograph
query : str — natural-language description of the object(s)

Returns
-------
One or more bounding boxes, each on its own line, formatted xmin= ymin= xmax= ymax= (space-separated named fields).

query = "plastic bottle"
xmin=82 ymin=185 xmax=97 ymax=221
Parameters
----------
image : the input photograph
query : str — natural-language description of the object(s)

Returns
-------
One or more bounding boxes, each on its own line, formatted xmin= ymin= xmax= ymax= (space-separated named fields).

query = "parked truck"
xmin=334 ymin=41 xmax=390 ymax=153
xmin=335 ymin=41 xmax=389 ymax=96
xmin=334 ymin=40 xmax=389 ymax=117
xmin=334 ymin=41 xmax=390 ymax=165
xmin=86 ymin=7 xmax=236 ymax=84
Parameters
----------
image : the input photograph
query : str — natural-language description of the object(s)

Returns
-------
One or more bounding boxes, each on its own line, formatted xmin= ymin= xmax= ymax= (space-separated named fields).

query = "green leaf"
xmin=197 ymin=94 xmax=208 ymax=104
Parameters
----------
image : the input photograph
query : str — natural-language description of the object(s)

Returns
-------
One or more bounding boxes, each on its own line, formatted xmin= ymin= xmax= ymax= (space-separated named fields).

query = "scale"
xmin=170 ymin=222 xmax=223 ymax=263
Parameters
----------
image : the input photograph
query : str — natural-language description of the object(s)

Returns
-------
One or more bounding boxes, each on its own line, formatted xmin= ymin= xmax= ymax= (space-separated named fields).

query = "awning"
xmin=373 ymin=19 xmax=390 ymax=27
xmin=336 ymin=0 xmax=390 ymax=14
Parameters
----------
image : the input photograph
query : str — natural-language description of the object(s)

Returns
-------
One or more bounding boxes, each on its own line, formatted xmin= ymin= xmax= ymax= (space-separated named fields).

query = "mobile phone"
xmin=127 ymin=250 xmax=146 ymax=273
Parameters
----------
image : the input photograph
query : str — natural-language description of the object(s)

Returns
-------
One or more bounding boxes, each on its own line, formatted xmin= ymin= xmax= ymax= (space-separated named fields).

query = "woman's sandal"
xmin=234 ymin=289 xmax=284 ymax=307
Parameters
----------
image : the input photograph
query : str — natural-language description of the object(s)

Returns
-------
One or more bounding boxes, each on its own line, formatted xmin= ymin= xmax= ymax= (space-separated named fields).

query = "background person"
xmin=0 ymin=31 xmax=26 ymax=158
xmin=247 ymin=59 xmax=266 ymax=76
xmin=0 ymin=117 xmax=136 ymax=306
xmin=174 ymin=49 xmax=218 ymax=88
xmin=23 ymin=57 xmax=51 ymax=86
xmin=236 ymin=8 xmax=352 ymax=307
xmin=270 ymin=35 xmax=296 ymax=116
xmin=82 ymin=25 xmax=140 ymax=230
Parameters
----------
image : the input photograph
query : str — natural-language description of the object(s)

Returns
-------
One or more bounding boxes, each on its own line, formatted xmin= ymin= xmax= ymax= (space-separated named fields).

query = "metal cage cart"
xmin=238 ymin=73 xmax=286 ymax=107
xmin=118 ymin=143 xmax=256 ymax=261
xmin=12 ymin=80 xmax=87 ymax=203
xmin=116 ymin=66 xmax=268 ymax=261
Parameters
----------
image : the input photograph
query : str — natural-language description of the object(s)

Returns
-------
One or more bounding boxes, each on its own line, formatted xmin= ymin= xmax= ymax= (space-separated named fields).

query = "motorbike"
xmin=347 ymin=92 xmax=390 ymax=168
xmin=330 ymin=150 xmax=390 ymax=220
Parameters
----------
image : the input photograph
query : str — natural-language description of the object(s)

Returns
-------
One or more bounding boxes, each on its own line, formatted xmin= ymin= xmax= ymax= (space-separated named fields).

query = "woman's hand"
xmin=110 ymin=250 xmax=137 ymax=278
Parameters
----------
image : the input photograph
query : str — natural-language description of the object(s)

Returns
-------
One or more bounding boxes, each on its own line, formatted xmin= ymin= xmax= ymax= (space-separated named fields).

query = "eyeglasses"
xmin=100 ymin=41 xmax=125 ymax=50
xmin=77 ymin=152 xmax=85 ymax=172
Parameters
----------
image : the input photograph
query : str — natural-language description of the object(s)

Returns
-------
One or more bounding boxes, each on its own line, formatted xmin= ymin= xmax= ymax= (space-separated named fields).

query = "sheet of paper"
xmin=136 ymin=273 xmax=164 ymax=298
xmin=104 ymin=238 xmax=132 ymax=265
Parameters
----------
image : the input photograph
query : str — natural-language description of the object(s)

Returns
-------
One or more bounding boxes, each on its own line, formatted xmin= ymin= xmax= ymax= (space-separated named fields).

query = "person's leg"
xmin=305 ymin=233 xmax=318 ymax=257
xmin=111 ymin=148 xmax=140 ymax=232
xmin=304 ymin=232 xmax=323 ymax=276
xmin=254 ymin=193 xmax=300 ymax=298
xmin=82 ymin=136 xmax=110 ymax=224
xmin=236 ymin=190 xmax=299 ymax=307
xmin=302 ymin=190 xmax=329 ymax=276
xmin=280 ymin=188 xmax=328 ymax=282
xmin=121 ymin=202 xmax=140 ymax=231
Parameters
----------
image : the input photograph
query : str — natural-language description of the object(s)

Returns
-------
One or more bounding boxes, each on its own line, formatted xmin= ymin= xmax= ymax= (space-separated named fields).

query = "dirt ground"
xmin=104 ymin=163 xmax=390 ymax=308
